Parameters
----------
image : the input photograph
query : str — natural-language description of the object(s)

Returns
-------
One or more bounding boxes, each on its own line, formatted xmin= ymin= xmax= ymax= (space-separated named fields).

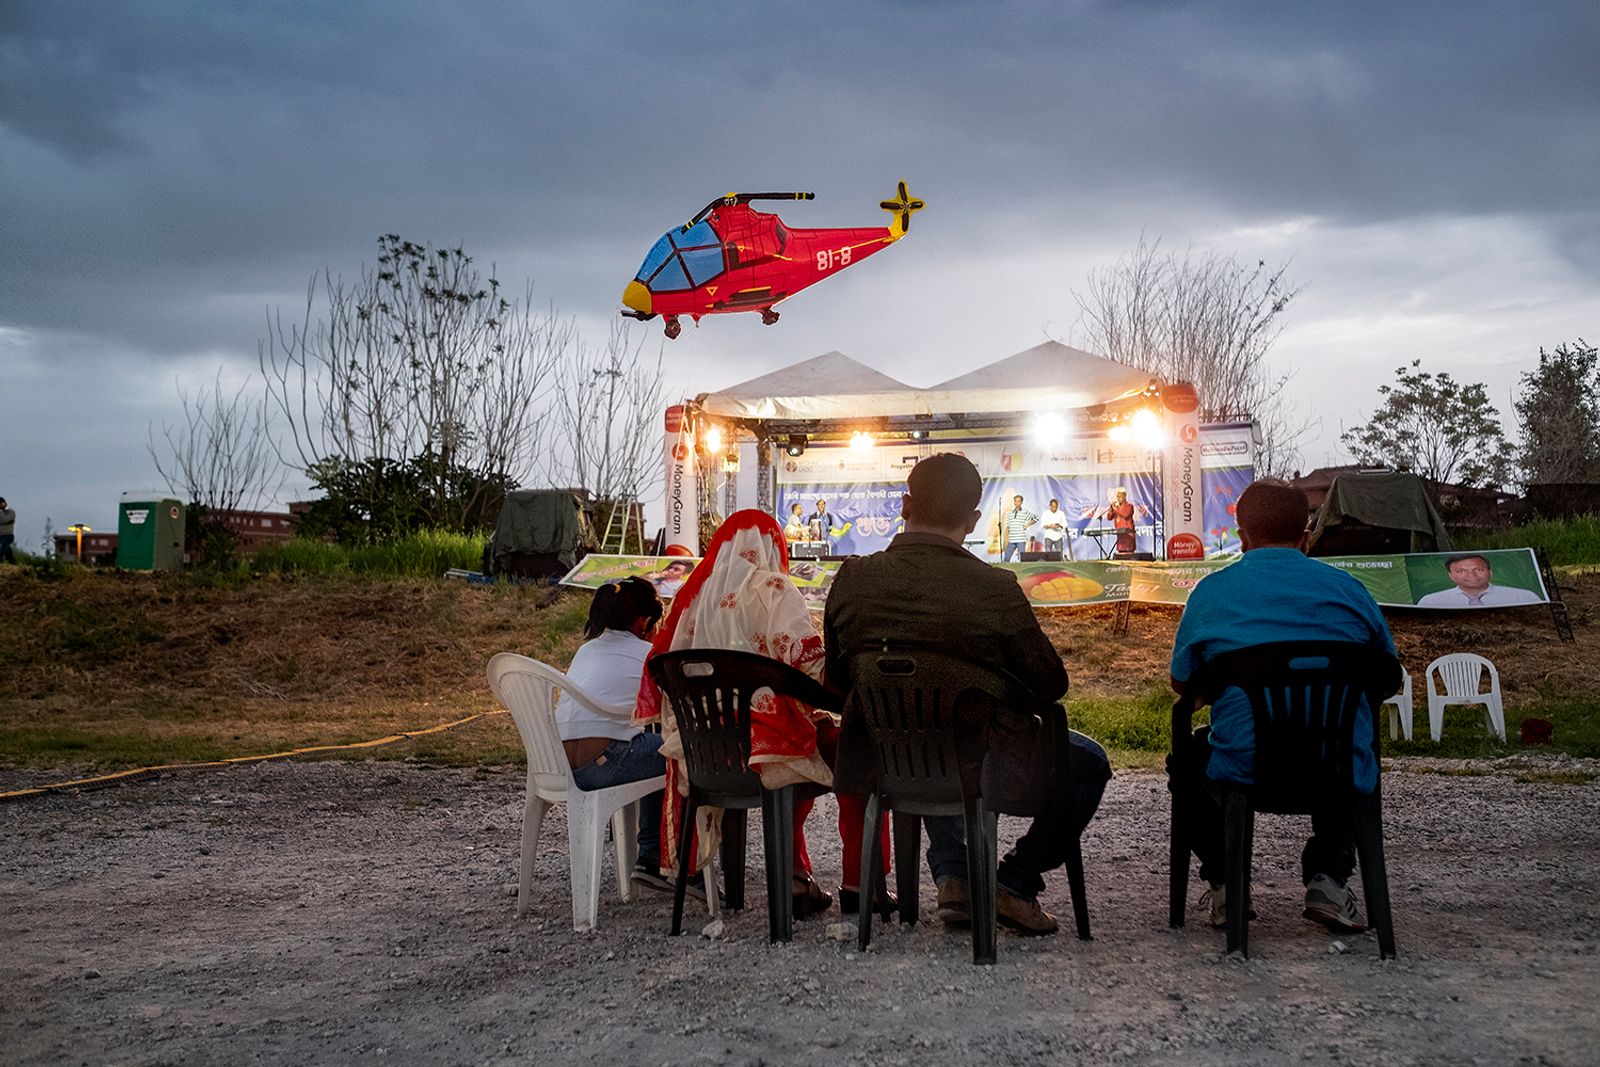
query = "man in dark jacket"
xmin=824 ymin=452 xmax=1110 ymax=935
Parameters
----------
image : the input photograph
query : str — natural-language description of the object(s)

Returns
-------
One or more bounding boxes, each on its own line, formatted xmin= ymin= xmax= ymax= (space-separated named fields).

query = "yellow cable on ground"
xmin=0 ymin=709 xmax=509 ymax=802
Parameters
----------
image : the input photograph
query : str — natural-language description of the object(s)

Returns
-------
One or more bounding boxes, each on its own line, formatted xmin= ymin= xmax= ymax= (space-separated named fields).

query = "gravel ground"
xmin=2 ymin=759 xmax=1597 ymax=1066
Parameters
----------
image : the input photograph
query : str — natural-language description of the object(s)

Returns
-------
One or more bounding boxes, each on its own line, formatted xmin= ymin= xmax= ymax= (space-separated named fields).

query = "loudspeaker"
xmin=1113 ymin=550 xmax=1155 ymax=561
xmin=1021 ymin=550 xmax=1065 ymax=562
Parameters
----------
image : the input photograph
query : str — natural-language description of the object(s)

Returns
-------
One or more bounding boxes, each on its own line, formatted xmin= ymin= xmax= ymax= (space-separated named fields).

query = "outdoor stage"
xmin=661 ymin=343 xmax=1256 ymax=564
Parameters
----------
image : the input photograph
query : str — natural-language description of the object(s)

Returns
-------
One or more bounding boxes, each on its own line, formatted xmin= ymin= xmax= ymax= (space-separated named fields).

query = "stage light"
xmin=785 ymin=433 xmax=808 ymax=457
xmin=702 ymin=425 xmax=723 ymax=455
xmin=1030 ymin=411 xmax=1067 ymax=447
xmin=1129 ymin=408 xmax=1167 ymax=451
xmin=909 ymin=429 xmax=926 ymax=440
xmin=849 ymin=431 xmax=874 ymax=452
xmin=1108 ymin=423 xmax=1132 ymax=443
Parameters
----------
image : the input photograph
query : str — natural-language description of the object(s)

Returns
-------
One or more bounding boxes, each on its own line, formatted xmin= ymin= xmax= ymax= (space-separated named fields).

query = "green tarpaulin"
xmin=1307 ymin=471 xmax=1453 ymax=556
xmin=486 ymin=490 xmax=597 ymax=577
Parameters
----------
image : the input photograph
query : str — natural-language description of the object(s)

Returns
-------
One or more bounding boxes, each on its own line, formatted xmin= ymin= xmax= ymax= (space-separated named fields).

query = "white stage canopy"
xmin=695 ymin=341 xmax=1159 ymax=422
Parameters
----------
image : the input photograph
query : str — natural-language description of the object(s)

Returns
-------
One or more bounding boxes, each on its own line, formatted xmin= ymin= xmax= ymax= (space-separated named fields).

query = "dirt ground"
xmin=3 ymin=758 xmax=1597 ymax=1066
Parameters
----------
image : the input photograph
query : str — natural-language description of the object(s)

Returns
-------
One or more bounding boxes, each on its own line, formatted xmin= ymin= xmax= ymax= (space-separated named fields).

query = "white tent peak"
xmin=695 ymin=341 xmax=1163 ymax=422
xmin=695 ymin=351 xmax=918 ymax=420
xmin=928 ymin=341 xmax=1157 ymax=407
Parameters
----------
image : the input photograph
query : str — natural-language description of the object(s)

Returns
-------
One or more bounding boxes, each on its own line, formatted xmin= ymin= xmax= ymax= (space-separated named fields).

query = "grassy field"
xmin=3 ymin=562 xmax=1598 ymax=782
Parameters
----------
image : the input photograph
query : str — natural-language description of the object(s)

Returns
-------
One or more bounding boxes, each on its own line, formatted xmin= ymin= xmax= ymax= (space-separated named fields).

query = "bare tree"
xmin=1074 ymin=234 xmax=1313 ymax=477
xmin=149 ymin=369 xmax=284 ymax=559
xmin=550 ymin=319 xmax=666 ymax=507
xmin=260 ymin=236 xmax=566 ymax=534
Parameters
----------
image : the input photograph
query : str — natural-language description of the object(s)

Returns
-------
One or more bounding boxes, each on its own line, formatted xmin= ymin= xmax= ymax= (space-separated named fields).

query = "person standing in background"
xmin=0 ymin=498 xmax=15 ymax=564
xmin=1001 ymin=494 xmax=1038 ymax=562
xmin=1039 ymin=498 xmax=1070 ymax=560
xmin=1101 ymin=487 xmax=1141 ymax=556
xmin=811 ymin=499 xmax=839 ymax=541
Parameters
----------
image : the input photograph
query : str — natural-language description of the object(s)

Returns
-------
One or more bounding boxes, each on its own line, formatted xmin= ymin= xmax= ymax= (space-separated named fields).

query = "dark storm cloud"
xmin=4 ymin=1 xmax=1597 ymax=352
xmin=3 ymin=1 xmax=1598 ymax=545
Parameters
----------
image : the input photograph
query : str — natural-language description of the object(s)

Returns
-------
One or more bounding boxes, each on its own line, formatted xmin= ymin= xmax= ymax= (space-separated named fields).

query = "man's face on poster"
xmin=1447 ymin=556 xmax=1491 ymax=594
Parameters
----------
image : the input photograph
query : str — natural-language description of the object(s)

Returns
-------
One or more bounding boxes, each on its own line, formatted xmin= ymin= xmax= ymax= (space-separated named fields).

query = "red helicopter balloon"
xmin=620 ymin=182 xmax=924 ymax=339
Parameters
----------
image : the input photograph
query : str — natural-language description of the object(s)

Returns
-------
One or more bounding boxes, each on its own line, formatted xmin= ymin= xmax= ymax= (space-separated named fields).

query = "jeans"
xmin=570 ymin=733 xmax=666 ymax=863
xmin=924 ymin=729 xmax=1112 ymax=898
xmin=1166 ymin=727 xmax=1355 ymax=887
xmin=0 ymin=534 xmax=13 ymax=564
xmin=1001 ymin=540 xmax=1027 ymax=562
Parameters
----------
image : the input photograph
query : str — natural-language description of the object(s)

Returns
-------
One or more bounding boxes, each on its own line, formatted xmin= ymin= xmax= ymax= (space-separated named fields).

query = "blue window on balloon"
xmin=648 ymin=257 xmax=692 ymax=291
xmin=635 ymin=234 xmax=674 ymax=282
xmin=680 ymin=245 xmax=724 ymax=286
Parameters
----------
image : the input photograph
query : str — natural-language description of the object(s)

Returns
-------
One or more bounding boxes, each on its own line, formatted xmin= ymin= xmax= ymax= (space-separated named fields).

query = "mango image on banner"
xmin=1019 ymin=570 xmax=1104 ymax=603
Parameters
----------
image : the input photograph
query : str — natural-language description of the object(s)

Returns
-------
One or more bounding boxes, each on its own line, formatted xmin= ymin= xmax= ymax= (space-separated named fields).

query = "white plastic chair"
xmin=1383 ymin=667 xmax=1414 ymax=741
xmin=487 ymin=652 xmax=668 ymax=931
xmin=1425 ymin=653 xmax=1506 ymax=743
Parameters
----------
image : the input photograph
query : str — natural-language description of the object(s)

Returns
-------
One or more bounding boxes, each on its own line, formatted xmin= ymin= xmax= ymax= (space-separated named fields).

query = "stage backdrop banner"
xmin=662 ymin=405 xmax=698 ymax=556
xmin=1199 ymin=422 xmax=1254 ymax=555
xmin=564 ymin=548 xmax=1548 ymax=612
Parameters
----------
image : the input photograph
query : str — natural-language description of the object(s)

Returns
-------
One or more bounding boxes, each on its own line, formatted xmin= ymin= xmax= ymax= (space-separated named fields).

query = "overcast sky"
xmin=3 ymin=1 xmax=1598 ymax=550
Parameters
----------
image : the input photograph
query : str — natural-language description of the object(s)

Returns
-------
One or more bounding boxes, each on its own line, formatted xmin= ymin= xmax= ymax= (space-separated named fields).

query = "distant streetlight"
xmin=67 ymin=523 xmax=91 ymax=561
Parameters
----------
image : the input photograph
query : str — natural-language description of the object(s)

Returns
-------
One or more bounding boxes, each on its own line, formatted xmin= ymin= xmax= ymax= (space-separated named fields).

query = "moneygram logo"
xmin=672 ymin=442 xmax=689 ymax=461
xmin=1180 ymin=424 xmax=1198 ymax=443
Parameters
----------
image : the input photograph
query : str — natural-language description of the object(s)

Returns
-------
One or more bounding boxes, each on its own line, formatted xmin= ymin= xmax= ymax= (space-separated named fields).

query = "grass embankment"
xmin=248 ymin=529 xmax=486 ymax=578
xmin=1457 ymin=514 xmax=1600 ymax=568
xmin=2 ymin=563 xmax=1598 ymax=780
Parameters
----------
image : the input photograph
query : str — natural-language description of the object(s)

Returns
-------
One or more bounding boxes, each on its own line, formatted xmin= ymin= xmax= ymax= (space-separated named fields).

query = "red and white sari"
xmin=637 ymin=510 xmax=832 ymax=873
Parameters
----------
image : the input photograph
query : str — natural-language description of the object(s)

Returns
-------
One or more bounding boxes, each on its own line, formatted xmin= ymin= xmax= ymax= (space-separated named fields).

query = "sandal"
xmin=792 ymin=874 xmax=833 ymax=919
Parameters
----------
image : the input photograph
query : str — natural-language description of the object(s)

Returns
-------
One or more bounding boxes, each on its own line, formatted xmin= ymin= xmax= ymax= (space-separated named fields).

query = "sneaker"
xmin=630 ymin=860 xmax=673 ymax=894
xmin=1303 ymin=874 xmax=1366 ymax=932
xmin=1200 ymin=882 xmax=1259 ymax=928
xmin=996 ymin=885 xmax=1059 ymax=936
xmin=935 ymin=878 xmax=971 ymax=927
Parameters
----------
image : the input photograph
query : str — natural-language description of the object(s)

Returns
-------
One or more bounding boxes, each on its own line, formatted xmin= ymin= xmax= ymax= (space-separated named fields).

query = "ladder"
xmin=600 ymin=498 xmax=639 ymax=555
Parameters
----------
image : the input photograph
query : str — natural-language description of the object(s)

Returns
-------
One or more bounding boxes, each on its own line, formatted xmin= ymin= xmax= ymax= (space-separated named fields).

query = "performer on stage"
xmin=783 ymin=502 xmax=808 ymax=542
xmin=1001 ymin=494 xmax=1039 ymax=562
xmin=1101 ymin=487 xmax=1145 ymax=555
xmin=1040 ymin=498 xmax=1070 ymax=561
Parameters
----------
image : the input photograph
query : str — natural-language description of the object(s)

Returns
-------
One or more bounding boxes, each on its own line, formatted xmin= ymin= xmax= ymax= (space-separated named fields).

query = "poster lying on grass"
xmin=561 ymin=549 xmax=1547 ymax=611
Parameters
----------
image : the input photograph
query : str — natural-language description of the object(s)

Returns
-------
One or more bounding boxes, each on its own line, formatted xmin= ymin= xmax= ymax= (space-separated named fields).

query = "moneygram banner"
xmin=561 ymin=548 xmax=1548 ymax=611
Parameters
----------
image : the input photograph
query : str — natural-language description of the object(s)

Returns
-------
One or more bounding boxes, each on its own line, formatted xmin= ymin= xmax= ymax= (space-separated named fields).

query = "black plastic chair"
xmin=1168 ymin=640 xmax=1402 ymax=959
xmin=648 ymin=648 xmax=839 ymax=944
xmin=846 ymin=649 xmax=1091 ymax=965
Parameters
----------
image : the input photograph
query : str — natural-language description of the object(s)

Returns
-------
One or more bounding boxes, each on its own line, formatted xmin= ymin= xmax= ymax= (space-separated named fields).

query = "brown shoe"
xmin=996 ymin=886 xmax=1059 ymax=936
xmin=935 ymin=878 xmax=971 ymax=927
xmin=792 ymin=874 xmax=833 ymax=919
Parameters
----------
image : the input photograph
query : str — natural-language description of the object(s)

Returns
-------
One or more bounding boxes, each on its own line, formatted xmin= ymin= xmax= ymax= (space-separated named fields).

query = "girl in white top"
xmin=561 ymin=577 xmax=671 ymax=889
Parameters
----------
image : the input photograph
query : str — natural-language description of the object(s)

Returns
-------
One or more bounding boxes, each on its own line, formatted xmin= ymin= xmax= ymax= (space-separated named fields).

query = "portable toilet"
xmin=117 ymin=493 xmax=186 ymax=570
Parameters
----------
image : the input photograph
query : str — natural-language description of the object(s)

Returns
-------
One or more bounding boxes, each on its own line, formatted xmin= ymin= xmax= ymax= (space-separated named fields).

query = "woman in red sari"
xmin=636 ymin=509 xmax=889 ymax=916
